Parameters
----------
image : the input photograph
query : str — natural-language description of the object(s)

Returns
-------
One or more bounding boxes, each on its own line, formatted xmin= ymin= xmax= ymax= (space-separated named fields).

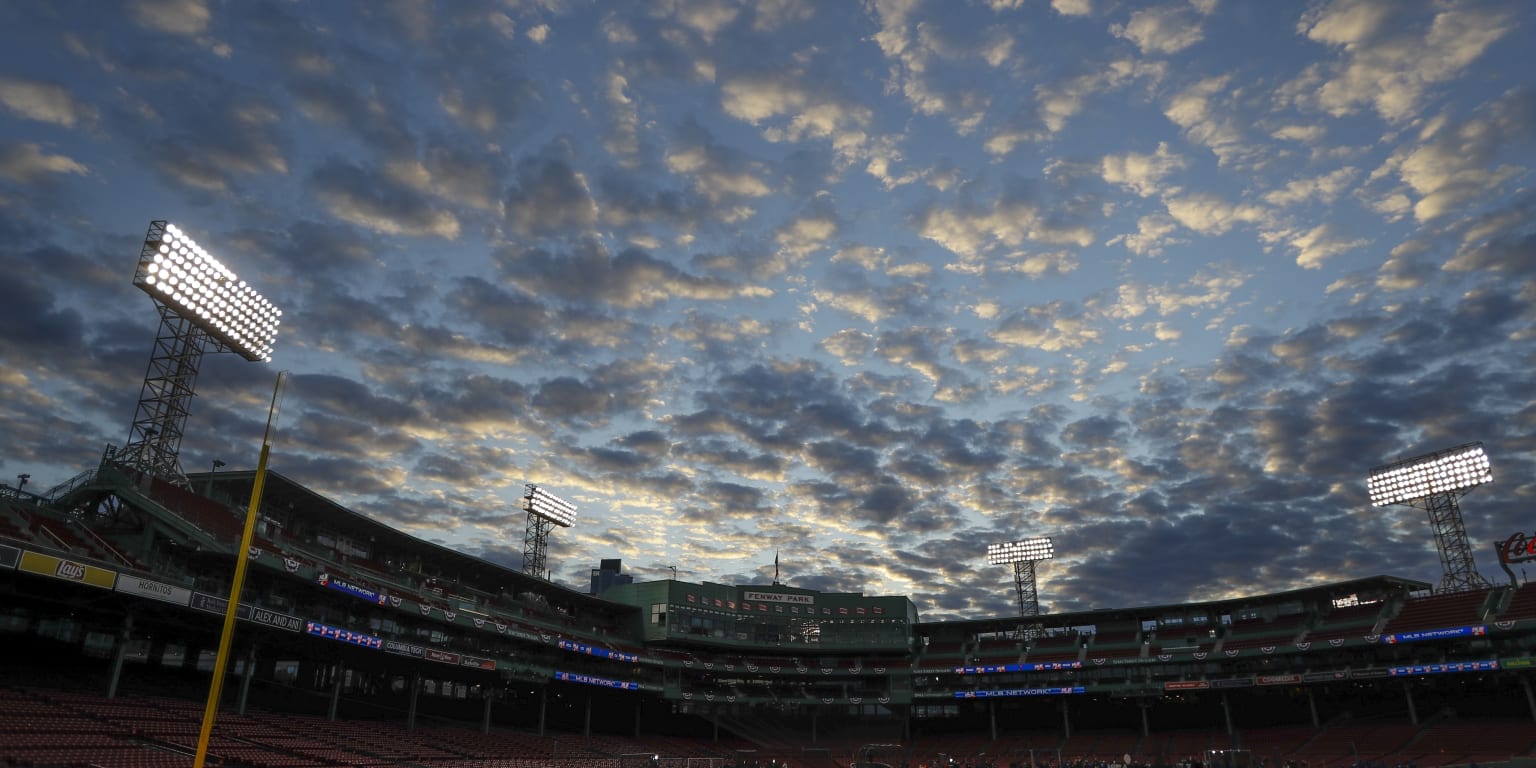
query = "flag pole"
xmin=194 ymin=371 xmax=286 ymax=767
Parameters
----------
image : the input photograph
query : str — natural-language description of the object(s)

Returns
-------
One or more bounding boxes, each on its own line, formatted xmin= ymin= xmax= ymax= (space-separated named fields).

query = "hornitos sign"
xmin=115 ymin=575 xmax=193 ymax=606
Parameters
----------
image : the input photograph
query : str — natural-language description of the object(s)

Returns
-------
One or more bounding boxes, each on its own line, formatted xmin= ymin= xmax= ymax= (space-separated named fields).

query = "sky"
xmin=1 ymin=0 xmax=1533 ymax=622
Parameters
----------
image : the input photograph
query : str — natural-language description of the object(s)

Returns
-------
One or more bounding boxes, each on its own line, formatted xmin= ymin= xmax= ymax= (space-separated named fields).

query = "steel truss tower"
xmin=988 ymin=537 xmax=1053 ymax=640
xmin=1407 ymin=490 xmax=1490 ymax=593
xmin=1368 ymin=442 xmax=1494 ymax=594
xmin=523 ymin=512 xmax=555 ymax=580
xmin=121 ymin=221 xmax=212 ymax=487
xmin=119 ymin=219 xmax=282 ymax=489
xmin=1011 ymin=559 xmax=1041 ymax=618
xmin=520 ymin=484 xmax=576 ymax=580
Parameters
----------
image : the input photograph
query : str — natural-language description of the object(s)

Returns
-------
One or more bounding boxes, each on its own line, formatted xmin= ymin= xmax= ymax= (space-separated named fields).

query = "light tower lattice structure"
xmin=987 ymin=537 xmax=1054 ymax=638
xmin=1368 ymin=442 xmax=1493 ymax=593
xmin=120 ymin=221 xmax=280 ymax=488
xmin=522 ymin=484 xmax=577 ymax=580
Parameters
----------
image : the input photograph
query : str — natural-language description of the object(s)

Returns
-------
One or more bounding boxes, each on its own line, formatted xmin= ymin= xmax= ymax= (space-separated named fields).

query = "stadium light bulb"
xmin=523 ymin=484 xmax=578 ymax=528
xmin=987 ymin=537 xmax=1055 ymax=565
xmin=134 ymin=221 xmax=280 ymax=363
xmin=1367 ymin=442 xmax=1491 ymax=506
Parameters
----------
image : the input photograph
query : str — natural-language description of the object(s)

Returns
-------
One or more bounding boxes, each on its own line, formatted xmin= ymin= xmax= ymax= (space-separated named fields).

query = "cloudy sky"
xmin=1 ymin=0 xmax=1533 ymax=621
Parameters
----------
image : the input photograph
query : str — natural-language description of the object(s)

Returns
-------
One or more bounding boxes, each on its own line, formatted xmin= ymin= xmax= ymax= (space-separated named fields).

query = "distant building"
xmin=590 ymin=558 xmax=633 ymax=595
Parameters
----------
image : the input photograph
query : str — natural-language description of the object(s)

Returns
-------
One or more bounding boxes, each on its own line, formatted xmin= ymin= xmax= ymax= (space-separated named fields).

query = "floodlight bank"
xmin=133 ymin=221 xmax=281 ymax=362
xmin=987 ymin=537 xmax=1055 ymax=564
xmin=524 ymin=484 xmax=578 ymax=527
xmin=1367 ymin=443 xmax=1491 ymax=506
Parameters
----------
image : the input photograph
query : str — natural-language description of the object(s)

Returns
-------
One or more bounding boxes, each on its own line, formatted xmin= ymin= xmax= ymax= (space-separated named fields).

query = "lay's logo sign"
xmin=19 ymin=550 xmax=116 ymax=589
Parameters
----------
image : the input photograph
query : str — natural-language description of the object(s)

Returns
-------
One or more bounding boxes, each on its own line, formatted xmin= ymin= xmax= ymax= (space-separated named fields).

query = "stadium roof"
xmin=916 ymin=574 xmax=1431 ymax=633
xmin=194 ymin=468 xmax=628 ymax=613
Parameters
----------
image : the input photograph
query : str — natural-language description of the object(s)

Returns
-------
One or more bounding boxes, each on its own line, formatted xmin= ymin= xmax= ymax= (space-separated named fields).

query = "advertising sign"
xmin=1388 ymin=660 xmax=1498 ymax=677
xmin=1381 ymin=625 xmax=1486 ymax=644
xmin=303 ymin=620 xmax=383 ymax=650
xmin=953 ymin=661 xmax=1082 ymax=674
xmin=1164 ymin=681 xmax=1210 ymax=691
xmin=115 ymin=575 xmax=192 ymax=606
xmin=190 ymin=592 xmax=228 ymax=614
xmin=317 ymin=573 xmax=388 ymax=606
xmin=1211 ymin=677 xmax=1254 ymax=689
xmin=425 ymin=649 xmax=462 ymax=665
xmin=557 ymin=639 xmax=640 ymax=663
xmin=956 ymin=686 xmax=1086 ymax=698
xmin=384 ymin=640 xmax=425 ymax=658
xmin=240 ymin=605 xmax=303 ymax=632
xmin=18 ymin=551 xmax=116 ymax=589
xmin=1257 ymin=674 xmax=1302 ymax=686
xmin=1302 ymin=670 xmax=1350 ymax=683
xmin=553 ymin=671 xmax=640 ymax=690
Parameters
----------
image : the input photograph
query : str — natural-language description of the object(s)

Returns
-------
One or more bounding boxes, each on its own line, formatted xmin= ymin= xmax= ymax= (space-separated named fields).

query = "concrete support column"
xmin=1307 ymin=688 xmax=1319 ymax=728
xmin=482 ymin=691 xmax=493 ymax=734
xmin=1403 ymin=680 xmax=1418 ymax=725
xmin=407 ymin=673 xmax=421 ymax=732
xmin=1140 ymin=701 xmax=1150 ymax=738
xmin=990 ymin=700 xmax=998 ymax=742
xmin=107 ymin=613 xmax=133 ymax=700
xmin=538 ymin=686 xmax=548 ymax=737
xmin=1060 ymin=698 xmax=1072 ymax=739
xmin=328 ymin=662 xmax=344 ymax=721
xmin=1221 ymin=693 xmax=1233 ymax=736
xmin=584 ymin=694 xmax=592 ymax=738
xmin=237 ymin=644 xmax=257 ymax=716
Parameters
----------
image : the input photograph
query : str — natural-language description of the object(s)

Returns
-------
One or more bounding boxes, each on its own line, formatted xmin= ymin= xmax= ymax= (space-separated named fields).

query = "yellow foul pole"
xmin=194 ymin=371 xmax=286 ymax=767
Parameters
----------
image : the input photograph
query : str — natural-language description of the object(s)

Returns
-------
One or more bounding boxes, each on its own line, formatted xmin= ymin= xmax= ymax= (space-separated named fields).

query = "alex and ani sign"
xmin=18 ymin=551 xmax=116 ymax=589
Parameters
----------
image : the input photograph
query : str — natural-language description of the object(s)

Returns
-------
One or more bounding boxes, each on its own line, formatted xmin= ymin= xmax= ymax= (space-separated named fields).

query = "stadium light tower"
xmin=988 ymin=537 xmax=1054 ymax=636
xmin=522 ymin=484 xmax=577 ymax=580
xmin=120 ymin=221 xmax=281 ymax=488
xmin=1368 ymin=442 xmax=1493 ymax=593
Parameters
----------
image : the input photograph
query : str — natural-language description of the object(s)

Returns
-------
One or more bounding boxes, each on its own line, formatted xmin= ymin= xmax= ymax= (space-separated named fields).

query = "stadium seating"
xmin=1219 ymin=613 xmax=1308 ymax=653
xmin=1302 ymin=601 xmax=1388 ymax=643
xmin=1023 ymin=631 xmax=1083 ymax=663
xmin=1287 ymin=721 xmax=1420 ymax=765
xmin=1497 ymin=583 xmax=1536 ymax=623
xmin=1380 ymin=590 xmax=1496 ymax=636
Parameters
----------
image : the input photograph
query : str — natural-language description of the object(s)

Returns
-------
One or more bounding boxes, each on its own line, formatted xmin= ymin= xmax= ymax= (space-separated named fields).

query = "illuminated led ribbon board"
xmin=133 ymin=221 xmax=281 ymax=362
xmin=987 ymin=537 xmax=1055 ymax=564
xmin=1367 ymin=442 xmax=1491 ymax=506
